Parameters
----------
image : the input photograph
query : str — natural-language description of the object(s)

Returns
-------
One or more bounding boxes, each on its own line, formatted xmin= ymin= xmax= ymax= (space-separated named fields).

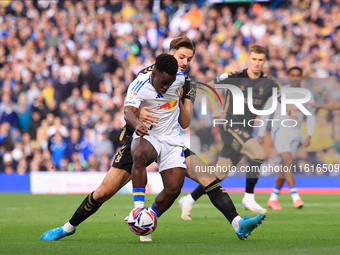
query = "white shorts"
xmin=271 ymin=129 xmax=301 ymax=158
xmin=134 ymin=134 xmax=187 ymax=172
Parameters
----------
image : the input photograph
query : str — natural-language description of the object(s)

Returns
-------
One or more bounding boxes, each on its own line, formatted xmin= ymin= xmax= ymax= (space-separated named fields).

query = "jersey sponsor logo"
xmin=157 ymin=99 xmax=178 ymax=111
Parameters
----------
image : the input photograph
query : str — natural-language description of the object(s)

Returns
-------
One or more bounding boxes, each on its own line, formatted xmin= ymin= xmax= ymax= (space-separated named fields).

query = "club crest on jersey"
xmin=157 ymin=99 xmax=178 ymax=111
xmin=129 ymin=91 xmax=138 ymax=100
xmin=175 ymin=87 xmax=181 ymax=96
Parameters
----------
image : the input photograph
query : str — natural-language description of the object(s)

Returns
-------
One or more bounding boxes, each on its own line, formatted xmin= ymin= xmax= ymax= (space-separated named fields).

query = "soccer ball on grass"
xmin=127 ymin=206 xmax=158 ymax=236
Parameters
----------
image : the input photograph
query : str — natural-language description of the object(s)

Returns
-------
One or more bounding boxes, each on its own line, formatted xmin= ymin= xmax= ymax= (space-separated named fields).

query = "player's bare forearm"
xmin=124 ymin=106 xmax=140 ymax=128
xmin=308 ymin=101 xmax=340 ymax=110
xmin=124 ymin=106 xmax=149 ymax=136
xmin=179 ymin=99 xmax=192 ymax=129
xmin=286 ymin=104 xmax=298 ymax=120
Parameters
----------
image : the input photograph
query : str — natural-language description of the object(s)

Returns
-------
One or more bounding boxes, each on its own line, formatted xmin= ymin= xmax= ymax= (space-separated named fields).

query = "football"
xmin=127 ymin=206 xmax=158 ymax=236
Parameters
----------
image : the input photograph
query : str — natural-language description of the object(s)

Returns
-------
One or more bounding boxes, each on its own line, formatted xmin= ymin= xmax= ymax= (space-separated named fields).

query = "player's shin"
xmin=245 ymin=159 xmax=264 ymax=194
xmin=205 ymin=180 xmax=240 ymax=229
xmin=69 ymin=191 xmax=103 ymax=228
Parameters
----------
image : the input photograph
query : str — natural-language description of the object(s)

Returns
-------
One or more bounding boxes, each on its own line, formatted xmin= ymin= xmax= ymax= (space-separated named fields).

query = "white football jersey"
xmin=125 ymin=70 xmax=185 ymax=145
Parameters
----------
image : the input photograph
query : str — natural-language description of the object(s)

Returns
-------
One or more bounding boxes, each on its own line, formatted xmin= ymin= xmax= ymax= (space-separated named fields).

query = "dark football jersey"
xmin=119 ymin=65 xmax=197 ymax=144
xmin=214 ymin=69 xmax=280 ymax=132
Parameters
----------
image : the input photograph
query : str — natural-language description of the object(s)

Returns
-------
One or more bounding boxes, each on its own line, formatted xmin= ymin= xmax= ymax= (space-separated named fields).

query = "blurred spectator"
xmin=68 ymin=152 xmax=88 ymax=172
xmin=0 ymin=122 xmax=14 ymax=151
xmin=87 ymin=153 xmax=99 ymax=171
xmin=322 ymin=147 xmax=340 ymax=165
xmin=59 ymin=157 xmax=70 ymax=172
xmin=302 ymin=109 xmax=333 ymax=152
xmin=65 ymin=128 xmax=81 ymax=161
xmin=0 ymin=0 xmax=339 ymax=175
xmin=80 ymin=128 xmax=96 ymax=161
xmin=47 ymin=116 xmax=69 ymax=138
xmin=1 ymin=152 xmax=16 ymax=174
xmin=28 ymin=110 xmax=42 ymax=140
xmin=49 ymin=132 xmax=67 ymax=168
xmin=0 ymin=101 xmax=19 ymax=130
xmin=77 ymin=61 xmax=98 ymax=93
xmin=98 ymin=153 xmax=111 ymax=172
xmin=94 ymin=132 xmax=114 ymax=161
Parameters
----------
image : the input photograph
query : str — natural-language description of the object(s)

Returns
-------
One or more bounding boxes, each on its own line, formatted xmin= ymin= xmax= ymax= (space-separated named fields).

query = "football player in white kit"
xmin=124 ymin=53 xmax=188 ymax=218
xmin=258 ymin=67 xmax=316 ymax=210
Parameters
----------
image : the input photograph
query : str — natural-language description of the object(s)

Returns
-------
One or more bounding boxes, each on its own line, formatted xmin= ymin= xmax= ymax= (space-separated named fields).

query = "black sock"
xmin=205 ymin=180 xmax=238 ymax=224
xmin=69 ymin=192 xmax=103 ymax=227
xmin=191 ymin=185 xmax=206 ymax=201
xmin=191 ymin=178 xmax=222 ymax=201
xmin=245 ymin=159 xmax=264 ymax=194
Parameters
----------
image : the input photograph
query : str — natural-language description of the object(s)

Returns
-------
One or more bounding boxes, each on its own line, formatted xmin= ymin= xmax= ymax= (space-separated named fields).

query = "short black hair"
xmin=288 ymin=66 xmax=303 ymax=75
xmin=154 ymin=54 xmax=178 ymax=76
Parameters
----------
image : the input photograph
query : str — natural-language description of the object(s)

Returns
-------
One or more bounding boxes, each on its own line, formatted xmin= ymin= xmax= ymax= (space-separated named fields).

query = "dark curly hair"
xmin=287 ymin=66 xmax=303 ymax=75
xmin=154 ymin=54 xmax=178 ymax=76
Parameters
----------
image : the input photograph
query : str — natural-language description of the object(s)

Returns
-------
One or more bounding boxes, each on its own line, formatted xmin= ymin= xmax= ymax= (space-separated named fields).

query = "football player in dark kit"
xmin=179 ymin=45 xmax=298 ymax=217
xmin=40 ymin=38 xmax=265 ymax=243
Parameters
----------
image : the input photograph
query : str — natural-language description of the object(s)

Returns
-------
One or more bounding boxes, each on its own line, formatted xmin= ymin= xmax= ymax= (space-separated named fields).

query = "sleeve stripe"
xmin=177 ymin=71 xmax=185 ymax=76
xmin=131 ymin=81 xmax=141 ymax=92
xmin=136 ymin=78 xmax=150 ymax=92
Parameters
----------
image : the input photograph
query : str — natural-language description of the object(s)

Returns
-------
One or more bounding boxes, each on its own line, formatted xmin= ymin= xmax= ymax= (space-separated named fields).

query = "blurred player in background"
xmin=179 ymin=45 xmax=298 ymax=217
xmin=258 ymin=67 xmax=316 ymax=210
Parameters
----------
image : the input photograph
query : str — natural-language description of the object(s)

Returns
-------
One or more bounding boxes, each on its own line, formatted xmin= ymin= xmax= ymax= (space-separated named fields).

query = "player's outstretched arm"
xmin=306 ymin=101 xmax=340 ymax=110
xmin=124 ymin=106 xmax=149 ymax=137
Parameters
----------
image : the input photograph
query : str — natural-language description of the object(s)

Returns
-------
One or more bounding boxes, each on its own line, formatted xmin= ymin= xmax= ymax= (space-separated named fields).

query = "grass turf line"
xmin=0 ymin=193 xmax=339 ymax=255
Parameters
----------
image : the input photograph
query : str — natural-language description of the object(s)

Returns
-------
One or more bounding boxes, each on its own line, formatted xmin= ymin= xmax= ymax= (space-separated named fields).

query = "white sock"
xmin=231 ymin=216 xmax=242 ymax=231
xmin=269 ymin=193 xmax=279 ymax=201
xmin=289 ymin=186 xmax=300 ymax=202
xmin=63 ymin=222 xmax=76 ymax=233
xmin=243 ymin=192 xmax=255 ymax=201
xmin=134 ymin=201 xmax=144 ymax=208
xmin=185 ymin=194 xmax=195 ymax=205
xmin=291 ymin=193 xmax=300 ymax=203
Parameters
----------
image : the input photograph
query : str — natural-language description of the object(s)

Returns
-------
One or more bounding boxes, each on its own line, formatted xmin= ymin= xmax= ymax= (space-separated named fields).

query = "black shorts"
xmin=111 ymin=144 xmax=133 ymax=174
xmin=219 ymin=126 xmax=253 ymax=165
xmin=112 ymin=144 xmax=195 ymax=174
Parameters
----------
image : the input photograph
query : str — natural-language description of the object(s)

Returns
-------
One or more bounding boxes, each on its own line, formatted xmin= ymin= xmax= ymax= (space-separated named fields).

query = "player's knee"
xmin=132 ymin=150 xmax=147 ymax=167
xmin=281 ymin=155 xmax=294 ymax=167
xmin=252 ymin=149 xmax=266 ymax=160
xmin=164 ymin=186 xmax=182 ymax=199
xmin=93 ymin=188 xmax=112 ymax=203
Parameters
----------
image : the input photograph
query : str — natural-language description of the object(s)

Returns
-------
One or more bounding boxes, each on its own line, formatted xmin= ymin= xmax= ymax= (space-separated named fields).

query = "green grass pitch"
xmin=0 ymin=193 xmax=339 ymax=255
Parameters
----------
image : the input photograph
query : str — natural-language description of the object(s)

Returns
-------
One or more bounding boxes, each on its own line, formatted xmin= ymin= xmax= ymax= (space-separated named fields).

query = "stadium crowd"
xmin=0 ymin=0 xmax=339 ymax=174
